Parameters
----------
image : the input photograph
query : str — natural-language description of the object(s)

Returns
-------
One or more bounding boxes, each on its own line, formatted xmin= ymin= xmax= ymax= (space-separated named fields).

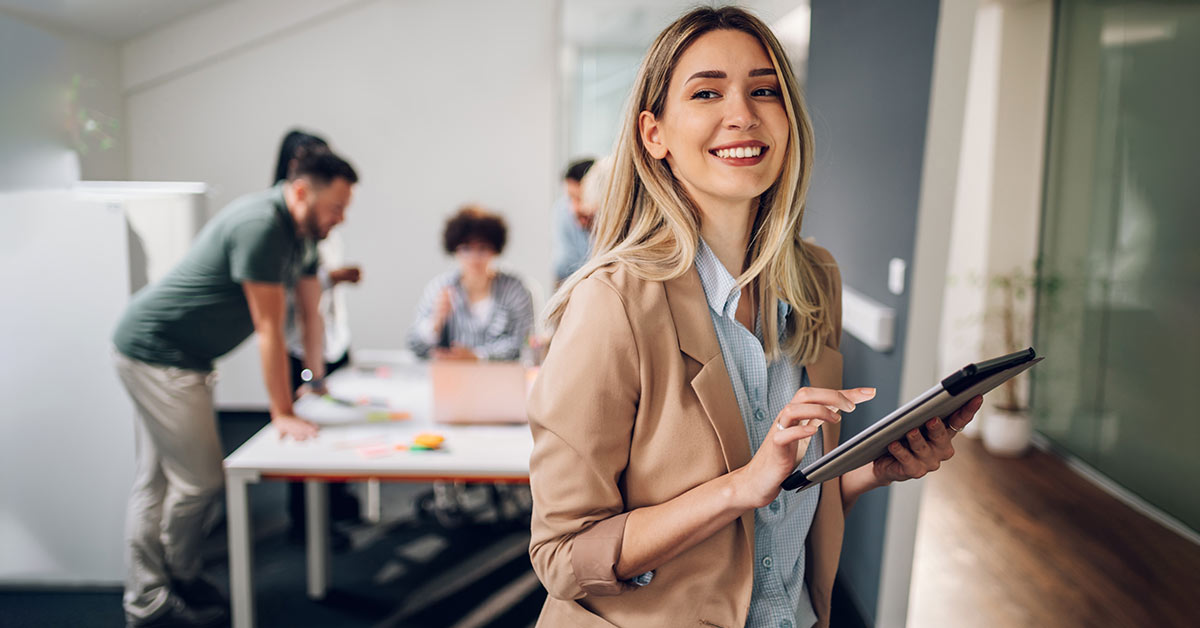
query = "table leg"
xmin=305 ymin=479 xmax=330 ymax=599
xmin=226 ymin=470 xmax=257 ymax=628
xmin=365 ymin=478 xmax=382 ymax=523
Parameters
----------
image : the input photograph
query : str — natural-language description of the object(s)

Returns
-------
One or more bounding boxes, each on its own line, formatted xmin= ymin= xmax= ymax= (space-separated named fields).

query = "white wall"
xmin=937 ymin=0 xmax=1052 ymax=401
xmin=121 ymin=0 xmax=560 ymax=407
xmin=0 ymin=11 xmax=127 ymax=188
xmin=937 ymin=3 xmax=1002 ymax=379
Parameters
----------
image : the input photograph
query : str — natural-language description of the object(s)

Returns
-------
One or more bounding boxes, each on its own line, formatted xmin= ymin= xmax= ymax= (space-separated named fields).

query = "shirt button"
xmin=781 ymin=621 xmax=793 ymax=628
xmin=769 ymin=500 xmax=780 ymax=512
xmin=762 ymin=555 xmax=773 ymax=569
xmin=754 ymin=408 xmax=766 ymax=421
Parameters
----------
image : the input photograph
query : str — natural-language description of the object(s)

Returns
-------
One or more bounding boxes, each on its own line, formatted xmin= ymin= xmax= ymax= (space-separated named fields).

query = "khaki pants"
xmin=113 ymin=351 xmax=224 ymax=619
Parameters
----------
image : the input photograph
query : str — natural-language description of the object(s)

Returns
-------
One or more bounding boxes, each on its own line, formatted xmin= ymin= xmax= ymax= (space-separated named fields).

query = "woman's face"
xmin=456 ymin=239 xmax=496 ymax=277
xmin=641 ymin=29 xmax=789 ymax=214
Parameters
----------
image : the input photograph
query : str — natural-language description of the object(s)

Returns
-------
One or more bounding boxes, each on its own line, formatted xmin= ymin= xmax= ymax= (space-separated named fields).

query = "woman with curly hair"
xmin=408 ymin=206 xmax=534 ymax=361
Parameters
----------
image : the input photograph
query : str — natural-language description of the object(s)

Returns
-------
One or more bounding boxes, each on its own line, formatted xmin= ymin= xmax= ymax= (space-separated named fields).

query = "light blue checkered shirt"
xmin=696 ymin=239 xmax=823 ymax=628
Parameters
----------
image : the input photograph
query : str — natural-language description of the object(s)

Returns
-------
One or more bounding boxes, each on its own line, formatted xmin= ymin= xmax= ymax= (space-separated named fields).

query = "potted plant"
xmin=975 ymin=263 xmax=1060 ymax=456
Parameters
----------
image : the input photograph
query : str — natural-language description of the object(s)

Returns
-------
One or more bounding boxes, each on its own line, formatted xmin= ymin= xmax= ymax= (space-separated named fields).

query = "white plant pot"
xmin=982 ymin=407 xmax=1032 ymax=457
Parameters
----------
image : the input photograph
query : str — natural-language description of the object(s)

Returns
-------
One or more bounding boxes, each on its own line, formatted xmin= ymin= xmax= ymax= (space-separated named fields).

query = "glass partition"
xmin=1034 ymin=0 xmax=1200 ymax=532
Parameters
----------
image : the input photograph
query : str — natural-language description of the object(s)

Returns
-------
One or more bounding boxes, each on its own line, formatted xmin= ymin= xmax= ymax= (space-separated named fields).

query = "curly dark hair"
xmin=443 ymin=206 xmax=507 ymax=255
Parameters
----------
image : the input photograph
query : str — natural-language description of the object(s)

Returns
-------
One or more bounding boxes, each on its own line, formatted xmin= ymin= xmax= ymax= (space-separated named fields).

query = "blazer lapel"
xmin=663 ymin=268 xmax=752 ymax=474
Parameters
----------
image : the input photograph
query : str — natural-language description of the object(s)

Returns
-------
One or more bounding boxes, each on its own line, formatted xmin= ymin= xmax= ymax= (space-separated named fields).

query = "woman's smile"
xmin=709 ymin=140 xmax=769 ymax=166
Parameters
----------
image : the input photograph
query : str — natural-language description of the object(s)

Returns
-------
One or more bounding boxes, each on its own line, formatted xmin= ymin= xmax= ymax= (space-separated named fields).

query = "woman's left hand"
xmin=872 ymin=395 xmax=983 ymax=485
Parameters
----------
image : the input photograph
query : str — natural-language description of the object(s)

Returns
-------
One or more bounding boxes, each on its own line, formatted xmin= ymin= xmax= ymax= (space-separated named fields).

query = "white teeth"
xmin=715 ymin=146 xmax=763 ymax=159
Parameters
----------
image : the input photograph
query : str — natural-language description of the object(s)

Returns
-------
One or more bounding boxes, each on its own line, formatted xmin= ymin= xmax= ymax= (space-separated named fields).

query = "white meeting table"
xmin=223 ymin=356 xmax=533 ymax=628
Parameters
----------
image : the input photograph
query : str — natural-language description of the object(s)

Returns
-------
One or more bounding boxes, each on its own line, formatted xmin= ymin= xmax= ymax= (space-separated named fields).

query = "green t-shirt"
xmin=114 ymin=185 xmax=318 ymax=370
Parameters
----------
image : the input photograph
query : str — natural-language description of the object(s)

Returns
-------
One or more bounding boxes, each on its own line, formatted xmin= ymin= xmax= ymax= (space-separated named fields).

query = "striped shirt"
xmin=695 ymin=239 xmax=824 ymax=628
xmin=407 ymin=268 xmax=534 ymax=361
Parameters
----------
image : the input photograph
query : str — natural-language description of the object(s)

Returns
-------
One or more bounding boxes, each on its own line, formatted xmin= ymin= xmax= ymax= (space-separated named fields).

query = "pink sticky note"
xmin=356 ymin=444 xmax=393 ymax=459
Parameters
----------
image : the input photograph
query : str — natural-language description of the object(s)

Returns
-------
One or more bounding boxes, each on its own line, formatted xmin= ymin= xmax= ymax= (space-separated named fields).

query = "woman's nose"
xmin=724 ymin=94 xmax=760 ymax=130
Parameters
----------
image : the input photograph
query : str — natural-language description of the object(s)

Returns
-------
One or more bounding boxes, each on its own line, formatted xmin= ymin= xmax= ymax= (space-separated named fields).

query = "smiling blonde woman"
xmin=528 ymin=7 xmax=981 ymax=628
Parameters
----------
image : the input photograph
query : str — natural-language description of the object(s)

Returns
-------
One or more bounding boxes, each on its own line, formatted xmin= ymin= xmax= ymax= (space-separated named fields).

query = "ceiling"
xmin=562 ymin=0 xmax=809 ymax=51
xmin=0 ymin=0 xmax=810 ymax=53
xmin=0 ymin=0 xmax=229 ymax=42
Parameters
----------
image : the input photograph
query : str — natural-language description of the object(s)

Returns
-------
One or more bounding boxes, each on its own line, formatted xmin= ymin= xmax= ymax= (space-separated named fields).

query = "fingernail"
xmin=909 ymin=430 xmax=919 ymax=438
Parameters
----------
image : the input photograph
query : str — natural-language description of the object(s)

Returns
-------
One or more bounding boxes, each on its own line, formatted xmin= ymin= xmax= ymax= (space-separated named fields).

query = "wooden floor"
xmin=908 ymin=436 xmax=1200 ymax=628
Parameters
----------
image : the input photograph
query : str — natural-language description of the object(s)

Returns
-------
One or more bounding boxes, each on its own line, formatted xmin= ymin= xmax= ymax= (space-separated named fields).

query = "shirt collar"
xmin=695 ymin=238 xmax=741 ymax=319
xmin=695 ymin=238 xmax=792 ymax=331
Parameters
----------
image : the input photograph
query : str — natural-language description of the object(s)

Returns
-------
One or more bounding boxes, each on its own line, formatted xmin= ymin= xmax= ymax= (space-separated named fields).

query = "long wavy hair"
xmin=546 ymin=6 xmax=834 ymax=365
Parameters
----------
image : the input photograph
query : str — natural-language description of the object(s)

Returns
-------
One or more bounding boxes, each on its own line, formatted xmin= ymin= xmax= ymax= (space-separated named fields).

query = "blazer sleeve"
xmin=527 ymin=274 xmax=641 ymax=600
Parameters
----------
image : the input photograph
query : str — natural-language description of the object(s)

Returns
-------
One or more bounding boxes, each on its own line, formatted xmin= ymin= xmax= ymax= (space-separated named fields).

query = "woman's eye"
xmin=691 ymin=89 xmax=720 ymax=100
xmin=753 ymin=87 xmax=780 ymax=98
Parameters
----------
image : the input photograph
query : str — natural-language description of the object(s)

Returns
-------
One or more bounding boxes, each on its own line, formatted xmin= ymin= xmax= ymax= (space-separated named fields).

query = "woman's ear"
xmin=638 ymin=111 xmax=669 ymax=160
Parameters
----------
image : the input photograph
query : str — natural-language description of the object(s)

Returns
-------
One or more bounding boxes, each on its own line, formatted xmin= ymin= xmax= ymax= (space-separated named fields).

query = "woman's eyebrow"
xmin=685 ymin=68 xmax=777 ymax=83
xmin=686 ymin=70 xmax=726 ymax=82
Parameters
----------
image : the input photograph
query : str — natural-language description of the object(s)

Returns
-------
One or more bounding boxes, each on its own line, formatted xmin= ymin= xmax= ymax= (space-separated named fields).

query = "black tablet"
xmin=781 ymin=348 xmax=1043 ymax=492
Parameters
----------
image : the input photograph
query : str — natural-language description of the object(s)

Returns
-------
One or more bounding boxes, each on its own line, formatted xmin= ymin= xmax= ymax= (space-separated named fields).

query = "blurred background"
xmin=1 ymin=1 xmax=1197 ymax=627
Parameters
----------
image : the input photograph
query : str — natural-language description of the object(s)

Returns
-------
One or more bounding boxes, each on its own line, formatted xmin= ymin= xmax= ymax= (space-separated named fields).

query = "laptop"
xmin=431 ymin=360 xmax=535 ymax=424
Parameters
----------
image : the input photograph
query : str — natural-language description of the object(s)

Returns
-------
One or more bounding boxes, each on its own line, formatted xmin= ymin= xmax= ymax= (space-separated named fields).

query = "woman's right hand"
xmin=733 ymin=386 xmax=876 ymax=509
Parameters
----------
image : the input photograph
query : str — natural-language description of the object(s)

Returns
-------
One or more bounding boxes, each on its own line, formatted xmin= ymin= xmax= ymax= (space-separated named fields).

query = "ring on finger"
xmin=948 ymin=423 xmax=963 ymax=433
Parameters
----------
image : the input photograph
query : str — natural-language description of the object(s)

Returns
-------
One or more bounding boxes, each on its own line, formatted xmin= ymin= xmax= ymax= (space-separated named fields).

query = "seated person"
xmin=408 ymin=206 xmax=534 ymax=361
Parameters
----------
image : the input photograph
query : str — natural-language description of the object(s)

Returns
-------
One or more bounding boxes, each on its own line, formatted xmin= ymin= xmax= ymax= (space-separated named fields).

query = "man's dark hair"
xmin=564 ymin=158 xmax=595 ymax=183
xmin=290 ymin=151 xmax=359 ymax=186
xmin=274 ymin=129 xmax=329 ymax=184
xmin=443 ymin=206 xmax=507 ymax=254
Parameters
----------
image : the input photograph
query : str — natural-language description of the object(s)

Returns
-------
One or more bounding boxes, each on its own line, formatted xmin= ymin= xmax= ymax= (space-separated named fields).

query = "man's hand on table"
xmin=295 ymin=378 xmax=329 ymax=400
xmin=273 ymin=414 xmax=320 ymax=441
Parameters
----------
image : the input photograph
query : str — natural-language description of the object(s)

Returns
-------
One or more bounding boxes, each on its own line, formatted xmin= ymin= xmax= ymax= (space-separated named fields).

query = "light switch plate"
xmin=888 ymin=258 xmax=906 ymax=295
xmin=842 ymin=286 xmax=896 ymax=352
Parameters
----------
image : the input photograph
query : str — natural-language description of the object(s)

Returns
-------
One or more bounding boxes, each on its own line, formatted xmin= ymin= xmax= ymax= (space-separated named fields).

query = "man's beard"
xmin=305 ymin=212 xmax=326 ymax=241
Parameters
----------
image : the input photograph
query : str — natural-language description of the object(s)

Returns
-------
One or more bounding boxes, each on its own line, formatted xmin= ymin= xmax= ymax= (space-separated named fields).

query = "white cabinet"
xmin=0 ymin=183 xmax=205 ymax=585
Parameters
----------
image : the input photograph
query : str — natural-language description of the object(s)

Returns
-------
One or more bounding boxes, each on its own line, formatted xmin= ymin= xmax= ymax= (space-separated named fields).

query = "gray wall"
xmin=802 ymin=0 xmax=941 ymax=623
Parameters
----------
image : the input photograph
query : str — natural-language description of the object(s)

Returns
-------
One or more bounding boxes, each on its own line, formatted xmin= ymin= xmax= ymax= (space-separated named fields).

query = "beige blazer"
xmin=528 ymin=244 xmax=845 ymax=628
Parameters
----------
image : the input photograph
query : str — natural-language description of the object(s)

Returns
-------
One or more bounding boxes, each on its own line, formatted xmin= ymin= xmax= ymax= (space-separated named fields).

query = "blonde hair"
xmin=546 ymin=6 xmax=833 ymax=365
